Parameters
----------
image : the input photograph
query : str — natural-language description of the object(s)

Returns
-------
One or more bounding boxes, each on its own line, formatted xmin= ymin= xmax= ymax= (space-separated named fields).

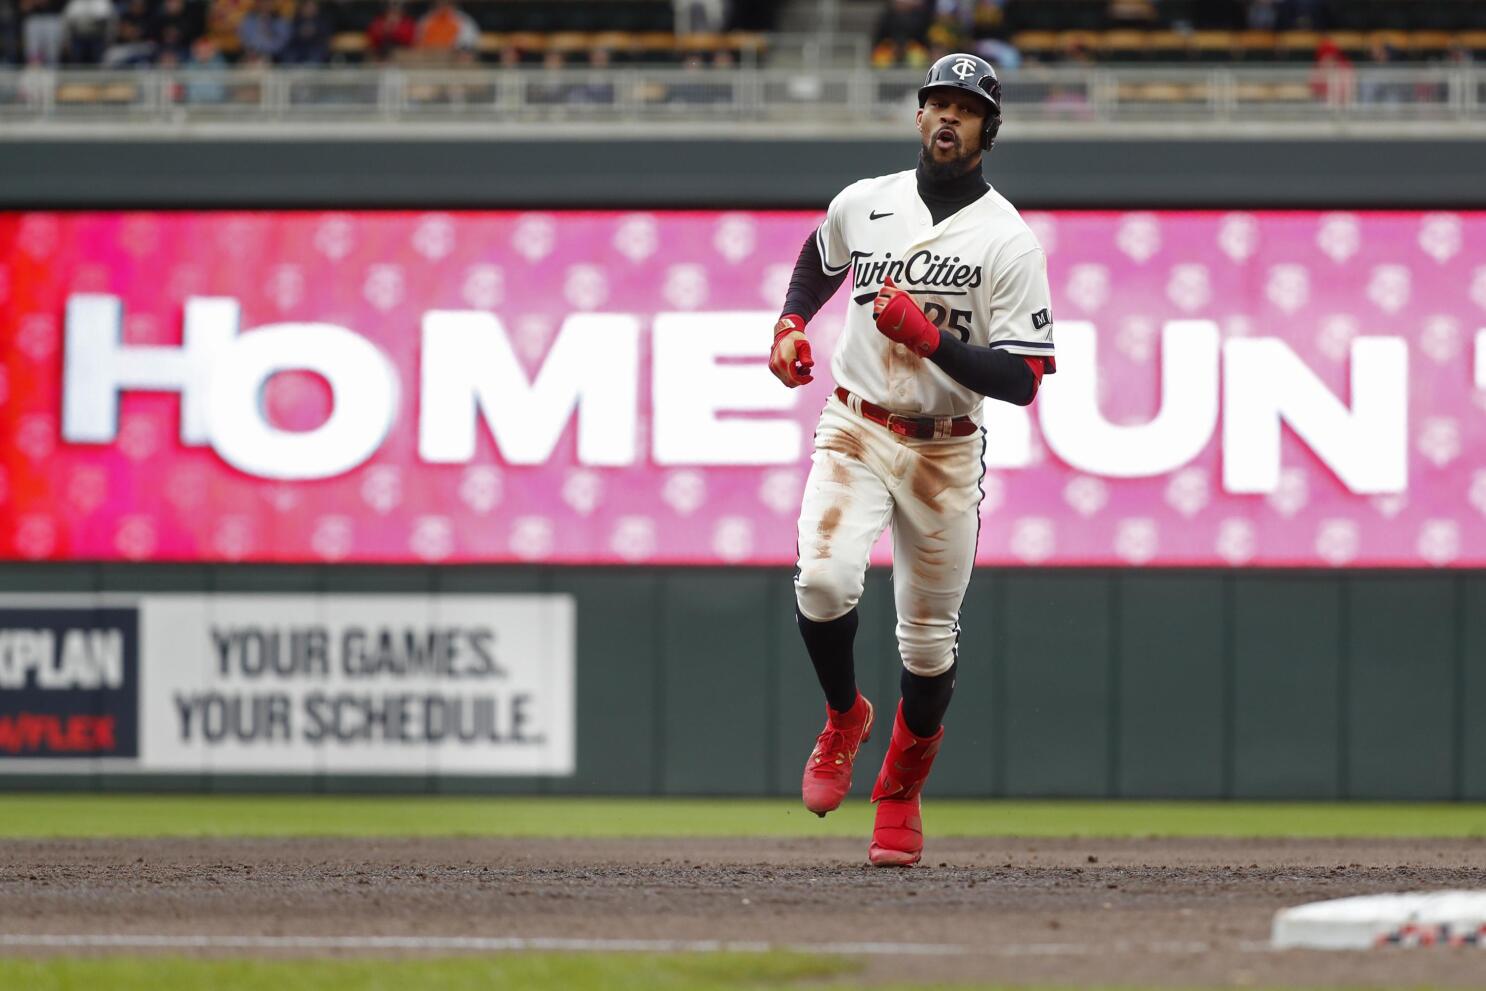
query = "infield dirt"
xmin=4 ymin=836 xmax=1485 ymax=987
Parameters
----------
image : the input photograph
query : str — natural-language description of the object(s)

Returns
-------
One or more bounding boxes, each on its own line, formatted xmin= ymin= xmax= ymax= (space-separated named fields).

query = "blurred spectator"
xmin=669 ymin=48 xmax=729 ymax=103
xmin=150 ymin=0 xmax=196 ymax=54
xmin=206 ymin=0 xmax=253 ymax=56
xmin=279 ymin=0 xmax=329 ymax=64
xmin=415 ymin=0 xmax=477 ymax=55
xmin=1359 ymin=36 xmax=1401 ymax=105
xmin=925 ymin=9 xmax=965 ymax=53
xmin=529 ymin=48 xmax=569 ymax=104
xmin=1062 ymin=35 xmax=1095 ymax=65
xmin=674 ymin=0 xmax=727 ymax=33
xmin=875 ymin=0 xmax=929 ymax=48
xmin=103 ymin=0 xmax=155 ymax=65
xmin=561 ymin=46 xmax=616 ymax=104
xmin=973 ymin=37 xmax=1019 ymax=69
xmin=1 ymin=0 xmax=18 ymax=65
xmin=366 ymin=0 xmax=413 ymax=61
xmin=874 ymin=0 xmax=931 ymax=67
xmin=237 ymin=0 xmax=288 ymax=61
xmin=870 ymin=37 xmax=928 ymax=68
xmin=1444 ymin=38 xmax=1474 ymax=66
xmin=184 ymin=34 xmax=227 ymax=102
xmin=966 ymin=0 xmax=1007 ymax=40
xmin=21 ymin=0 xmax=66 ymax=66
xmin=1310 ymin=36 xmax=1353 ymax=104
xmin=233 ymin=47 xmax=270 ymax=104
xmin=61 ymin=0 xmax=114 ymax=63
xmin=1246 ymin=0 xmax=1277 ymax=30
xmin=1288 ymin=0 xmax=1327 ymax=30
xmin=1108 ymin=0 xmax=1157 ymax=22
xmin=156 ymin=23 xmax=188 ymax=60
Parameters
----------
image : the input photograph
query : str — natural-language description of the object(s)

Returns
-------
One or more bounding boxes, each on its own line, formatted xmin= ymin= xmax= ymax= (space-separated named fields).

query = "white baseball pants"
xmin=793 ymin=394 xmax=985 ymax=677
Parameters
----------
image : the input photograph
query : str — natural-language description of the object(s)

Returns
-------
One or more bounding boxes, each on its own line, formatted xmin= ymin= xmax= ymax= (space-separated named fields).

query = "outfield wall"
xmin=4 ymin=140 xmax=1484 ymax=799
xmin=1 ymin=563 xmax=1483 ymax=801
xmin=6 ymin=138 xmax=1486 ymax=209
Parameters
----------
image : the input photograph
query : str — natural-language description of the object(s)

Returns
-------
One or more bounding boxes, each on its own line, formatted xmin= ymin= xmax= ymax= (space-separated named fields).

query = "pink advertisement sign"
xmin=2 ymin=209 xmax=1484 ymax=567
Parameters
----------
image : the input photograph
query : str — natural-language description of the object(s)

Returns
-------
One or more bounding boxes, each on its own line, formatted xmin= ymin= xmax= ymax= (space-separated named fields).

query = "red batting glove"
xmin=872 ymin=277 xmax=940 ymax=357
xmin=769 ymin=314 xmax=814 ymax=387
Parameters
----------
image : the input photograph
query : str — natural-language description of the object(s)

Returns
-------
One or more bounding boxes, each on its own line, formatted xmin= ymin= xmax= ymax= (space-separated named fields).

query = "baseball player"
xmin=769 ymin=53 xmax=1055 ymax=866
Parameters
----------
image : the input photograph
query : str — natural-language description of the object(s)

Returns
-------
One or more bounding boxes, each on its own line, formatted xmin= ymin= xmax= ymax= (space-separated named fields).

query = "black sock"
xmin=900 ymin=660 xmax=957 ymax=738
xmin=796 ymin=606 xmax=859 ymax=713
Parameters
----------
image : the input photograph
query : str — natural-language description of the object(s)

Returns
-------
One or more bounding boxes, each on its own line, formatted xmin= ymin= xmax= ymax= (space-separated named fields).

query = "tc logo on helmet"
xmin=951 ymin=58 xmax=978 ymax=79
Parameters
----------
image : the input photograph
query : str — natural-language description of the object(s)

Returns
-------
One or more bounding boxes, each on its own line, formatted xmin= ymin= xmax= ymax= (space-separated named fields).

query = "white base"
xmin=1272 ymin=890 xmax=1486 ymax=950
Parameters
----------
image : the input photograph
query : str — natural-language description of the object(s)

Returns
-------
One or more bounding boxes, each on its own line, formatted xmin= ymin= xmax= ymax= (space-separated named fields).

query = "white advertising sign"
xmin=0 ymin=594 xmax=576 ymax=776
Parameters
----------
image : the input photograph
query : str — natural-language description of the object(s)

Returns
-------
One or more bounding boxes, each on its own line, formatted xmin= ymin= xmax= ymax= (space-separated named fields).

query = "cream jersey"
xmin=815 ymin=168 xmax=1055 ymax=418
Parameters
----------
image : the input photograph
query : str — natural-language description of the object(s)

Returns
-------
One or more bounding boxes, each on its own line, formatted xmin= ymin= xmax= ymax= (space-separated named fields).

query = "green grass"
xmin=0 ymin=954 xmax=854 ymax=991
xmin=1 ymin=795 xmax=1484 ymax=839
xmin=0 ymin=958 xmax=1463 ymax=991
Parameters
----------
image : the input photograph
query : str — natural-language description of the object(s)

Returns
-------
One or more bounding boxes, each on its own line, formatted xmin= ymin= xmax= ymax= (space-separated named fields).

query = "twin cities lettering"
xmin=0 ymin=608 xmax=140 ymax=758
xmin=851 ymin=249 xmax=985 ymax=293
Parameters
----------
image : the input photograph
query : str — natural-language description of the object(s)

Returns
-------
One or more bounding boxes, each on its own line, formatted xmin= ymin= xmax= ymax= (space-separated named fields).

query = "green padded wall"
xmin=1231 ymin=576 xmax=1343 ymax=798
xmin=999 ymin=573 xmax=1114 ymax=797
xmin=1344 ymin=577 xmax=1458 ymax=800
xmin=1116 ymin=574 xmax=1225 ymax=798
xmin=0 ymin=563 xmax=1481 ymax=800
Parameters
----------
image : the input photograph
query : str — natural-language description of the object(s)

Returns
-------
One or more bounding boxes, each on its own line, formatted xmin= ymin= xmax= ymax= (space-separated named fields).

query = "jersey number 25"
xmin=921 ymin=304 xmax=973 ymax=342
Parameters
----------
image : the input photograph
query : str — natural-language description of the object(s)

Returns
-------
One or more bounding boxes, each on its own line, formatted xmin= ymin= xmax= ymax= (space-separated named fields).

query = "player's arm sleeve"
xmin=781 ymin=232 xmax=849 ymax=324
xmin=927 ymin=334 xmax=1039 ymax=406
xmin=984 ymin=241 xmax=1057 ymax=372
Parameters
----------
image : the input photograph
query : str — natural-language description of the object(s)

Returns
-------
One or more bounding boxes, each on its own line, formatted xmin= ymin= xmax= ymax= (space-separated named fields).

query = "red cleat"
xmin=801 ymin=694 xmax=874 ymax=817
xmin=868 ymin=703 xmax=944 ymax=867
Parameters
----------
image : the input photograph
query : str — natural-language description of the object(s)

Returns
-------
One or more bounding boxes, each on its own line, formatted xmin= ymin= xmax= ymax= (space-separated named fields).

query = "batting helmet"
xmin=917 ymin=53 xmax=1003 ymax=150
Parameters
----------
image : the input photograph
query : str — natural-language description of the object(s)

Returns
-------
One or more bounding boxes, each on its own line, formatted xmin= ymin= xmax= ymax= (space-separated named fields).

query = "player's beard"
xmin=918 ymin=140 xmax=980 ymax=183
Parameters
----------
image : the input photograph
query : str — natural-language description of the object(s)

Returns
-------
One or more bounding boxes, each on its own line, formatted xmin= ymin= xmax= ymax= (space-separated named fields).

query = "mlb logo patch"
xmin=1031 ymin=308 xmax=1052 ymax=330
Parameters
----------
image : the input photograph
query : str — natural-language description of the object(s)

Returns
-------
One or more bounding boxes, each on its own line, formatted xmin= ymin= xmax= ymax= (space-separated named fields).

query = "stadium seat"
xmin=1190 ymin=31 xmax=1234 ymax=62
xmin=1145 ymin=31 xmax=1189 ymax=62
xmin=1010 ymin=31 xmax=1058 ymax=62
xmin=1460 ymin=31 xmax=1486 ymax=57
xmin=676 ymin=32 xmax=728 ymax=53
xmin=1326 ymin=31 xmax=1369 ymax=60
xmin=330 ymin=33 xmax=369 ymax=62
xmin=1367 ymin=29 xmax=1411 ymax=58
xmin=1101 ymin=29 xmax=1148 ymax=62
xmin=1235 ymin=31 xmax=1277 ymax=62
xmin=1409 ymin=31 xmax=1454 ymax=61
xmin=636 ymin=30 xmax=678 ymax=62
xmin=1056 ymin=30 xmax=1100 ymax=59
xmin=514 ymin=31 xmax=553 ymax=56
xmin=546 ymin=31 xmax=589 ymax=55
xmin=1276 ymin=31 xmax=1320 ymax=63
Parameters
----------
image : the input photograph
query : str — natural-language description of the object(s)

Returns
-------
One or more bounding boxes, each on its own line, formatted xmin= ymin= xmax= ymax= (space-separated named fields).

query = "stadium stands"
xmin=872 ymin=0 xmax=1486 ymax=66
xmin=0 ymin=0 xmax=771 ymax=67
xmin=6 ymin=0 xmax=1485 ymax=71
xmin=1010 ymin=28 xmax=1486 ymax=64
xmin=4 ymin=0 xmax=1486 ymax=122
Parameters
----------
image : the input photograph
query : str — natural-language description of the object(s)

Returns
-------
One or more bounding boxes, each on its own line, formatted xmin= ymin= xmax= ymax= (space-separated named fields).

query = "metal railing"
xmin=1 ymin=64 xmax=1481 ymax=133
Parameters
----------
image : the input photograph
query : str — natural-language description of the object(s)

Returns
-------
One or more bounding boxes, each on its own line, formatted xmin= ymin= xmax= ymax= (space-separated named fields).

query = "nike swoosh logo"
xmin=869 ymin=211 xmax=894 ymax=220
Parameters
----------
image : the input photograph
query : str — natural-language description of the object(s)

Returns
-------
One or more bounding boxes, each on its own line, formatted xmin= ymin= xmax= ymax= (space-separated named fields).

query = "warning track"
xmin=3 ymin=836 xmax=1485 ymax=987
